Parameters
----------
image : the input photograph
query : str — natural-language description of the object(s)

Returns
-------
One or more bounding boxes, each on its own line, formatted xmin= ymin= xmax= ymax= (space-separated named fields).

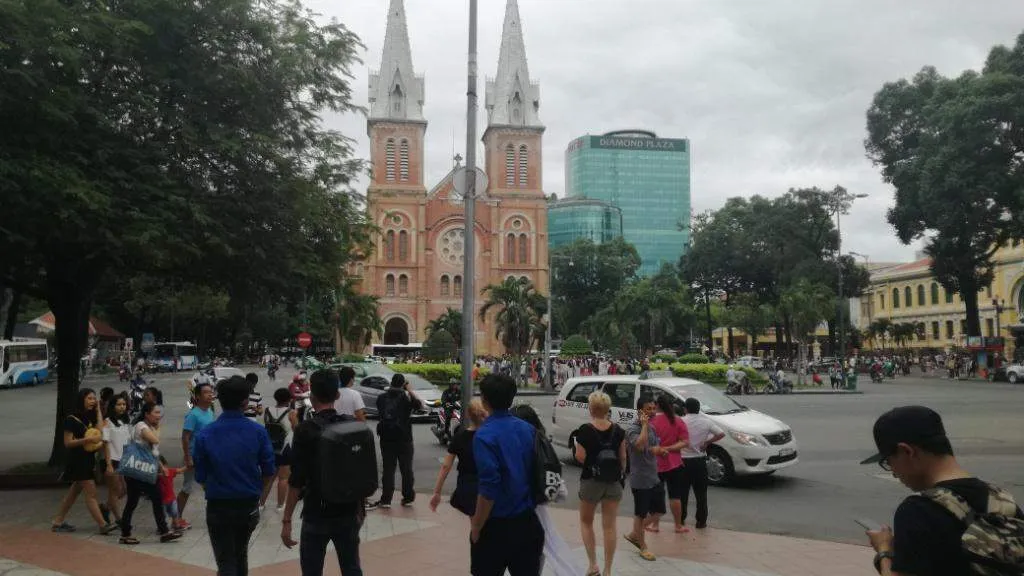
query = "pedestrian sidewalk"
xmin=0 ymin=487 xmax=871 ymax=575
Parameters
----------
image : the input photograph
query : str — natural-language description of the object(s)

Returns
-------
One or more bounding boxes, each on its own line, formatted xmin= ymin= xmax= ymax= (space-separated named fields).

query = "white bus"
xmin=151 ymin=341 xmax=199 ymax=371
xmin=0 ymin=339 xmax=50 ymax=387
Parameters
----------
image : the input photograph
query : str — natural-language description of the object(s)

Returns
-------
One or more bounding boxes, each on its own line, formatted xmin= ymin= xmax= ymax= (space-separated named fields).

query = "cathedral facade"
xmin=358 ymin=0 xmax=549 ymax=356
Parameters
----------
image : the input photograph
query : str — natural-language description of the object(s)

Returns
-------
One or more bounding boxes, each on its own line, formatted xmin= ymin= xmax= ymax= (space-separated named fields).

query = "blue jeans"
xmin=299 ymin=515 xmax=362 ymax=576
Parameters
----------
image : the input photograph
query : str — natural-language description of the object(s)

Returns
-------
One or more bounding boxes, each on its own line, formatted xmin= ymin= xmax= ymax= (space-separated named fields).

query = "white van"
xmin=549 ymin=372 xmax=798 ymax=484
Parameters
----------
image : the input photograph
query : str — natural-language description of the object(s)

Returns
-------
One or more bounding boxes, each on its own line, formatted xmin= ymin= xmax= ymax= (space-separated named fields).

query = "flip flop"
xmin=119 ymin=536 xmax=139 ymax=545
xmin=638 ymin=549 xmax=657 ymax=561
xmin=675 ymin=525 xmax=691 ymax=533
xmin=585 ymin=570 xmax=601 ymax=576
xmin=624 ymin=533 xmax=641 ymax=550
xmin=644 ymin=525 xmax=660 ymax=533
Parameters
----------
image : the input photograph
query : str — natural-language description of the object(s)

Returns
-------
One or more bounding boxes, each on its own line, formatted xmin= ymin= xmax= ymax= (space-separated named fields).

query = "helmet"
xmin=448 ymin=377 xmax=459 ymax=385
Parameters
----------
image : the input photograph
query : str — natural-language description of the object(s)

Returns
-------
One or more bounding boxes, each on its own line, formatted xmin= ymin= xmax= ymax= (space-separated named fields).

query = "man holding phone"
xmin=369 ymin=374 xmax=423 ymax=510
xmin=860 ymin=406 xmax=1024 ymax=576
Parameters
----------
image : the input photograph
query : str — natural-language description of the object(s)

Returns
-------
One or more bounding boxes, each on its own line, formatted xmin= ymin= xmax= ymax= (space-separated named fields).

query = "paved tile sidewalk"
xmin=0 ymin=488 xmax=872 ymax=575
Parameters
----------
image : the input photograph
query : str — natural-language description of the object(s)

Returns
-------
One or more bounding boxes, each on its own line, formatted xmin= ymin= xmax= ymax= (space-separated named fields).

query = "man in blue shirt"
xmin=471 ymin=374 xmax=544 ymax=576
xmin=194 ymin=375 xmax=276 ymax=576
xmin=178 ymin=381 xmax=216 ymax=531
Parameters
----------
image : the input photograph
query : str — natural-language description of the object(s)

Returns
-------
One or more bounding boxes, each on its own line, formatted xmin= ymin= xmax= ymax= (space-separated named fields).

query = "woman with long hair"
xmin=119 ymin=402 xmax=180 ymax=545
xmin=648 ymin=394 xmax=689 ymax=533
xmin=51 ymin=388 xmax=117 ymax=534
xmin=101 ymin=393 xmax=131 ymax=526
xmin=429 ymin=398 xmax=487 ymax=517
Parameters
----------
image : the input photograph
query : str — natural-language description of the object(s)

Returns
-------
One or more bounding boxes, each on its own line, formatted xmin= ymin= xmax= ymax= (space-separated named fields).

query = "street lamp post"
xmin=819 ymin=188 xmax=867 ymax=361
xmin=460 ymin=0 xmax=479 ymax=417
xmin=993 ymin=298 xmax=1006 ymax=340
xmin=544 ymin=256 xmax=572 ymax=390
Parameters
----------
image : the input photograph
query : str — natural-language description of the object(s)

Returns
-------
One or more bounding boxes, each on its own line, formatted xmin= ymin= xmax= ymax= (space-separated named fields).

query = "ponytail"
xmin=656 ymin=394 xmax=676 ymax=424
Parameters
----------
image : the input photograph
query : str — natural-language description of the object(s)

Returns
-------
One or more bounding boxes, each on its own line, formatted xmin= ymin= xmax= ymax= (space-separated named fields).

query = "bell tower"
xmin=368 ymin=0 xmax=427 ymax=193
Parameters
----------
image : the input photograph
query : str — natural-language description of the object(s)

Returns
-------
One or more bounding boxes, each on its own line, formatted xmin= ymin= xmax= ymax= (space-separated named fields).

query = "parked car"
xmin=353 ymin=372 xmax=443 ymax=421
xmin=990 ymin=363 xmax=1024 ymax=384
xmin=550 ymin=373 xmax=798 ymax=485
xmin=330 ymin=362 xmax=395 ymax=380
xmin=736 ymin=356 xmax=765 ymax=370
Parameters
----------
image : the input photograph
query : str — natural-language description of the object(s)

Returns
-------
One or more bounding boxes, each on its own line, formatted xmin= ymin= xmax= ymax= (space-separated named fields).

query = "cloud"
xmin=302 ymin=0 xmax=1024 ymax=263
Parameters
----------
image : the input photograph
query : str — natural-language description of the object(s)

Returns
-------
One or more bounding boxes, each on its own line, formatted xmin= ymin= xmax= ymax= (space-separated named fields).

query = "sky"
xmin=301 ymin=0 xmax=1024 ymax=263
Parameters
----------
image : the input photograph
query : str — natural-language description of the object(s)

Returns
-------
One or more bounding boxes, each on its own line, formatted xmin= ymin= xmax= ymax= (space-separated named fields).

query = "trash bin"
xmin=846 ymin=372 xmax=858 ymax=391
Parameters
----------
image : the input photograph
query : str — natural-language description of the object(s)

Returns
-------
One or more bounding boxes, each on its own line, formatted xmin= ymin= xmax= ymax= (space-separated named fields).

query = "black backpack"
xmin=318 ymin=415 xmax=379 ymax=504
xmin=590 ymin=425 xmax=623 ymax=483
xmin=532 ymin=430 xmax=564 ymax=504
xmin=376 ymin=392 xmax=404 ymax=441
xmin=264 ymin=408 xmax=291 ymax=453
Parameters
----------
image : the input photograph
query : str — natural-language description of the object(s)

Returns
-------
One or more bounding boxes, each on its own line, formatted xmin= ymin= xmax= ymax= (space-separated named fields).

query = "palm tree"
xmin=334 ymin=279 xmax=383 ymax=353
xmin=426 ymin=308 xmax=463 ymax=348
xmin=479 ymin=277 xmax=547 ymax=356
xmin=868 ymin=318 xmax=893 ymax=349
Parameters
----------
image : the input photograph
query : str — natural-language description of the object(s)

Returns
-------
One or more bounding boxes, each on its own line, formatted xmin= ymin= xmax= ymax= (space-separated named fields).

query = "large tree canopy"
xmin=550 ymin=237 xmax=641 ymax=339
xmin=0 ymin=0 xmax=370 ymax=464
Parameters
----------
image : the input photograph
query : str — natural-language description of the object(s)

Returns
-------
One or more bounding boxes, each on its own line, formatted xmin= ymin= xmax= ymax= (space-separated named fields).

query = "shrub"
xmin=651 ymin=353 xmax=677 ymax=363
xmin=390 ymin=363 xmax=490 ymax=385
xmin=560 ymin=334 xmax=593 ymax=357
xmin=677 ymin=353 xmax=710 ymax=364
xmin=647 ymin=363 xmax=765 ymax=387
xmin=339 ymin=353 xmax=367 ymax=363
xmin=422 ymin=329 xmax=457 ymax=362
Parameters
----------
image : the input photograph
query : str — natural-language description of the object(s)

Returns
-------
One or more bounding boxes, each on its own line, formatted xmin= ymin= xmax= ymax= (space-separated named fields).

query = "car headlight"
xmin=729 ymin=430 xmax=769 ymax=447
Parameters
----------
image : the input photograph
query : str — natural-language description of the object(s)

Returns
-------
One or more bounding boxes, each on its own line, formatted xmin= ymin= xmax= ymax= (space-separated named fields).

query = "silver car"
xmin=354 ymin=373 xmax=443 ymax=421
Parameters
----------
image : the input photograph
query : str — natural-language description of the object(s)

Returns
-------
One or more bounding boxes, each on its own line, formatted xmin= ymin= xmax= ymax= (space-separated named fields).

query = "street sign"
xmin=124 ymin=337 xmax=134 ymax=351
xmin=297 ymin=332 xmax=313 ymax=349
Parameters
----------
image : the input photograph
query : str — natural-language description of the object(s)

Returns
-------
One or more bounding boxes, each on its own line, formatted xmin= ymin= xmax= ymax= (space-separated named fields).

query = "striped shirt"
xmin=244 ymin=391 xmax=263 ymax=420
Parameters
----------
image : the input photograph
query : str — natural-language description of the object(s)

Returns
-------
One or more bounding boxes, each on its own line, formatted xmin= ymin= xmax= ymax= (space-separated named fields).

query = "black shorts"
xmin=659 ymin=466 xmax=686 ymax=500
xmin=632 ymin=484 xmax=666 ymax=518
xmin=274 ymin=445 xmax=292 ymax=467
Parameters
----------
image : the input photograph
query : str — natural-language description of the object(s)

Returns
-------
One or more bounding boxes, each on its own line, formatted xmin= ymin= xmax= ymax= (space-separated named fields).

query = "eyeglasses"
xmin=878 ymin=455 xmax=892 ymax=472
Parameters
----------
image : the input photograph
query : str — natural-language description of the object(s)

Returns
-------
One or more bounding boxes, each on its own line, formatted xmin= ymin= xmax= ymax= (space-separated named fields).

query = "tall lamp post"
xmin=849 ymin=251 xmax=871 ymax=326
xmin=818 ymin=188 xmax=867 ymax=360
xmin=460 ymin=0 xmax=479 ymax=417
xmin=544 ymin=256 xmax=572 ymax=390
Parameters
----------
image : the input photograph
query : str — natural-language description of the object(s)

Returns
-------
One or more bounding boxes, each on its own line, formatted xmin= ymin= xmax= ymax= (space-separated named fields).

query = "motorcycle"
xmin=431 ymin=401 xmax=462 ymax=445
xmin=118 ymin=366 xmax=131 ymax=382
xmin=870 ymin=368 xmax=884 ymax=383
xmin=726 ymin=374 xmax=755 ymax=395
xmin=761 ymin=373 xmax=792 ymax=394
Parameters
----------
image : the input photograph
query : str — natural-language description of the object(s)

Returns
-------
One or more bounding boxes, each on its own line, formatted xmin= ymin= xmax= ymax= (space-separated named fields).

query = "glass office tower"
xmin=548 ymin=199 xmax=623 ymax=248
xmin=565 ymin=130 xmax=691 ymax=276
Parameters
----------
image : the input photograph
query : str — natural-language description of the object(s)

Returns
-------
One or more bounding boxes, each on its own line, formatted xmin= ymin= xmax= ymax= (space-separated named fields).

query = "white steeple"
xmin=486 ymin=0 xmax=541 ymax=128
xmin=369 ymin=0 xmax=425 ymax=121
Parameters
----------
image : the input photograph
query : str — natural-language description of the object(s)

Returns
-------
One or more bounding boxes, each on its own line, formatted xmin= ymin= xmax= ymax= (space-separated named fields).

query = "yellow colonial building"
xmin=854 ymin=243 xmax=1024 ymax=360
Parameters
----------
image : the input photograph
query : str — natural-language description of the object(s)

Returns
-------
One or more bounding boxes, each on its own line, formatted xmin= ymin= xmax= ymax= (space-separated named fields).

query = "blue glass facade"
xmin=548 ymin=199 xmax=623 ymax=248
xmin=565 ymin=131 xmax=691 ymax=276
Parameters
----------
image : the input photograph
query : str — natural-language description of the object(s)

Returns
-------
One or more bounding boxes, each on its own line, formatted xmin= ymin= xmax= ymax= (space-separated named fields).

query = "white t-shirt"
xmin=681 ymin=414 xmax=723 ymax=459
xmin=133 ymin=422 xmax=160 ymax=457
xmin=102 ymin=419 xmax=131 ymax=462
xmin=265 ymin=406 xmax=294 ymax=447
xmin=334 ymin=387 xmax=365 ymax=417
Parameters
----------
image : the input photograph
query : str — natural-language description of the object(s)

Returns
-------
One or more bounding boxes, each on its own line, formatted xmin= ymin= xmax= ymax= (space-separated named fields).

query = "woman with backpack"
xmin=261 ymin=388 xmax=299 ymax=512
xmin=573 ymin=391 xmax=627 ymax=576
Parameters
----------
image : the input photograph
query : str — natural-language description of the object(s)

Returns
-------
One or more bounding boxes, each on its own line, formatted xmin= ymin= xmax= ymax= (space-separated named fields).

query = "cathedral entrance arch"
xmin=383 ymin=317 xmax=410 ymax=345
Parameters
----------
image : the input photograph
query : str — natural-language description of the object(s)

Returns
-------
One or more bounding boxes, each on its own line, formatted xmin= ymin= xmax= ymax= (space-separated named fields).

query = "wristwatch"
xmin=873 ymin=551 xmax=894 ymax=573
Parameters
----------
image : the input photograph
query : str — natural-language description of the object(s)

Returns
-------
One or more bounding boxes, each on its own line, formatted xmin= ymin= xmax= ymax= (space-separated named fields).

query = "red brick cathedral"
xmin=358 ymin=0 xmax=549 ymax=355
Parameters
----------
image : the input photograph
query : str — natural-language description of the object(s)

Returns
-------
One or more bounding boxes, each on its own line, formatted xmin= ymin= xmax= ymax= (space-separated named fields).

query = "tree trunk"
xmin=961 ymin=278 xmax=982 ymax=338
xmin=774 ymin=321 xmax=784 ymax=358
xmin=1 ymin=287 xmax=19 ymax=340
xmin=703 ymin=288 xmax=713 ymax=355
xmin=47 ymin=283 xmax=93 ymax=467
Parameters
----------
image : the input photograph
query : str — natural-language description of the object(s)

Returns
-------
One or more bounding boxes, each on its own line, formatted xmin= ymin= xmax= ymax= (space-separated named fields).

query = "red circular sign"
xmin=297 ymin=332 xmax=313 ymax=349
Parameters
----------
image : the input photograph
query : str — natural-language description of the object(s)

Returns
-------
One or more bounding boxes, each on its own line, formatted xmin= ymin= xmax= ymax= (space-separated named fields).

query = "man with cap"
xmin=861 ymin=406 xmax=1023 ymax=576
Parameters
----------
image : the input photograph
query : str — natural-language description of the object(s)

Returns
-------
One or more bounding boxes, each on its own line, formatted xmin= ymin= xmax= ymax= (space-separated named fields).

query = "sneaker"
xmin=276 ymin=505 xmax=285 ymax=513
xmin=160 ymin=531 xmax=182 ymax=543
xmin=379 ymin=501 xmax=391 ymax=509
xmin=364 ymin=501 xmax=381 ymax=511
xmin=174 ymin=519 xmax=192 ymax=531
xmin=51 ymin=522 xmax=76 ymax=533
xmin=400 ymin=498 xmax=414 ymax=507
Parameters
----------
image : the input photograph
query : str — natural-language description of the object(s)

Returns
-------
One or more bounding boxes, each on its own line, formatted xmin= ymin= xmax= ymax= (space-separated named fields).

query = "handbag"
xmin=118 ymin=441 xmax=158 ymax=484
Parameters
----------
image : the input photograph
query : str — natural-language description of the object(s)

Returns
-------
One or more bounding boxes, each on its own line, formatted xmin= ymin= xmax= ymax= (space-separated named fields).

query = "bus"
xmin=151 ymin=341 xmax=199 ymax=371
xmin=0 ymin=339 xmax=49 ymax=387
xmin=370 ymin=343 xmax=423 ymax=362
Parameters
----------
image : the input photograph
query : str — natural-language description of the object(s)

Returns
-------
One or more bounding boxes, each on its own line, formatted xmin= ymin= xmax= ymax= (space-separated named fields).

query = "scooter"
xmin=762 ymin=373 xmax=792 ymax=394
xmin=726 ymin=374 xmax=755 ymax=395
xmin=870 ymin=368 xmax=884 ymax=383
xmin=118 ymin=366 xmax=131 ymax=382
xmin=431 ymin=402 xmax=462 ymax=445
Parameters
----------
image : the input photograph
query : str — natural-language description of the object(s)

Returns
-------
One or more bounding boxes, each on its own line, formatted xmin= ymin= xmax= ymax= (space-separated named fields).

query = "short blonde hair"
xmin=588 ymin=391 xmax=611 ymax=417
xmin=466 ymin=398 xmax=487 ymax=429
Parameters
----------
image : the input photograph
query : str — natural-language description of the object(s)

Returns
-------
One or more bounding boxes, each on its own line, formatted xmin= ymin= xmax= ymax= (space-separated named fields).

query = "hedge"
xmin=389 ymin=363 xmax=489 ymax=385
xmin=648 ymin=362 xmax=766 ymax=387
xmin=677 ymin=353 xmax=710 ymax=364
xmin=650 ymin=354 xmax=677 ymax=363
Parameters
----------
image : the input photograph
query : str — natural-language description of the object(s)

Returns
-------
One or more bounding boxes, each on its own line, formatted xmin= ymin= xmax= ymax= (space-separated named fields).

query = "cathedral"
xmin=358 ymin=0 xmax=549 ymax=356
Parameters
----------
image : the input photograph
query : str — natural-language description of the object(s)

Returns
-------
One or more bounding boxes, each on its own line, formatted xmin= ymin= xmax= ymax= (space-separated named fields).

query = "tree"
xmin=559 ymin=334 xmax=593 ymax=357
xmin=867 ymin=318 xmax=893 ymax=350
xmin=422 ymin=329 xmax=457 ymax=362
xmin=479 ymin=277 xmax=547 ymax=356
xmin=866 ymin=34 xmax=1024 ymax=340
xmin=723 ymin=294 xmax=774 ymax=352
xmin=0 ymin=0 xmax=369 ymax=465
xmin=550 ymin=237 xmax=641 ymax=338
xmin=426 ymin=308 xmax=463 ymax=349
xmin=334 ymin=280 xmax=383 ymax=354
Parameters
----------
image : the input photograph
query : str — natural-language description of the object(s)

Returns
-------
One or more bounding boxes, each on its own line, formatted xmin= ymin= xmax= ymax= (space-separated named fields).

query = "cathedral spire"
xmin=369 ymin=0 xmax=425 ymax=121
xmin=486 ymin=0 xmax=541 ymax=128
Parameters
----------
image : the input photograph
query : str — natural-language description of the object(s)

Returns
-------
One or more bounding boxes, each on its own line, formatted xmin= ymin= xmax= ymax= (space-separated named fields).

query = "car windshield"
xmin=402 ymin=374 xmax=436 ymax=390
xmin=670 ymin=383 xmax=746 ymax=415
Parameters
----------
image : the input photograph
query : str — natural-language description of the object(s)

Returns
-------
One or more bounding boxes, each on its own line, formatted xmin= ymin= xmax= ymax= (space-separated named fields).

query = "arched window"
xmin=506 ymin=233 xmax=516 ymax=264
xmin=399 ymin=139 xmax=410 ymax=182
xmin=440 ymin=275 xmax=450 ymax=297
xmin=518 ymin=145 xmax=528 ymax=187
xmin=454 ymin=275 xmax=463 ymax=298
xmin=398 ymin=274 xmax=408 ymax=297
xmin=520 ymin=276 xmax=529 ymax=283
xmin=917 ymin=285 xmax=926 ymax=308
xmin=385 ymin=230 xmax=395 ymax=262
xmin=879 ymin=292 xmax=885 ymax=310
xmin=385 ymin=139 xmax=396 ymax=182
xmin=518 ymin=234 xmax=528 ymax=264
xmin=931 ymin=283 xmax=939 ymax=305
xmin=892 ymin=288 xmax=900 ymax=309
xmin=385 ymin=274 xmax=395 ymax=297
xmin=398 ymin=230 xmax=409 ymax=262
xmin=505 ymin=144 xmax=515 ymax=187
xmin=905 ymin=286 xmax=913 ymax=308
xmin=945 ymin=289 xmax=954 ymax=304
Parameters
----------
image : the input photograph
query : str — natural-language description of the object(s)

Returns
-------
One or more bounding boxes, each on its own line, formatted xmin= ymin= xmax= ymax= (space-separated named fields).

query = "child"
xmin=158 ymin=456 xmax=187 ymax=531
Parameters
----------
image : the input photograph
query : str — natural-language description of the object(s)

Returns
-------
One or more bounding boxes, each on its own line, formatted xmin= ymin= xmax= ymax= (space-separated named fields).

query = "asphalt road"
xmin=2 ymin=366 xmax=1023 ymax=545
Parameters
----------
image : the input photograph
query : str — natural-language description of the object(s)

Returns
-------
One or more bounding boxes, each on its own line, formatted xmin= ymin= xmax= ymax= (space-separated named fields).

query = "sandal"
xmin=638 ymin=549 xmax=657 ymax=561
xmin=675 ymin=525 xmax=691 ymax=533
xmin=644 ymin=525 xmax=660 ymax=533
xmin=624 ymin=533 xmax=642 ymax=550
xmin=51 ymin=522 xmax=76 ymax=533
xmin=585 ymin=570 xmax=601 ymax=576
xmin=98 ymin=522 xmax=118 ymax=535
xmin=160 ymin=531 xmax=182 ymax=543
xmin=119 ymin=536 xmax=140 ymax=545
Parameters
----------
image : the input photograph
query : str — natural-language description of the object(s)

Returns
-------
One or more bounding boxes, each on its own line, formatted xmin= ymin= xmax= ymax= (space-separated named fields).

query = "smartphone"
xmin=854 ymin=517 xmax=881 ymax=531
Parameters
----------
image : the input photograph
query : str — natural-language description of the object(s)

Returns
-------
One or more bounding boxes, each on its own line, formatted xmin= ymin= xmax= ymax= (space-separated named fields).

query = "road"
xmin=2 ymin=367 xmax=1022 ymax=545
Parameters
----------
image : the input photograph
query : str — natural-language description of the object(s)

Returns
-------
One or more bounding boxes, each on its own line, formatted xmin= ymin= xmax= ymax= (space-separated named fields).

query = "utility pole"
xmin=460 ymin=0 xmax=479 ymax=418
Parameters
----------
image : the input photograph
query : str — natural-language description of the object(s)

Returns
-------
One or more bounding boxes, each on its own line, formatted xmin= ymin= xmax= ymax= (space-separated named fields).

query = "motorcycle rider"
xmin=440 ymin=378 xmax=462 ymax=438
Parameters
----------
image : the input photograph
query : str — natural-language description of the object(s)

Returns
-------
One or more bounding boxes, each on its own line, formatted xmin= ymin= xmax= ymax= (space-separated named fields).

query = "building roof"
xmin=485 ymin=0 xmax=541 ymax=128
xmin=368 ymin=0 xmax=425 ymax=121
xmin=29 ymin=312 xmax=125 ymax=340
xmin=869 ymin=257 xmax=932 ymax=281
xmin=548 ymin=198 xmax=621 ymax=211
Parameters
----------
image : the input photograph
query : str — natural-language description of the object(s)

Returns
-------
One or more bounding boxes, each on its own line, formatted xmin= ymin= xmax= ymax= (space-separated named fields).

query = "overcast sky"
xmin=302 ymin=0 xmax=1024 ymax=263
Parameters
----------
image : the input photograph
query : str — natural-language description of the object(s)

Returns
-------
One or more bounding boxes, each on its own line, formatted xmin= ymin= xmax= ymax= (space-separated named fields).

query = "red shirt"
xmin=651 ymin=413 xmax=688 ymax=473
xmin=158 ymin=468 xmax=178 ymax=504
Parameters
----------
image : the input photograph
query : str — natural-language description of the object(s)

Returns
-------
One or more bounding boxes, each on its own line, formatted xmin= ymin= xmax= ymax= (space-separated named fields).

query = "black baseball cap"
xmin=860 ymin=406 xmax=950 ymax=465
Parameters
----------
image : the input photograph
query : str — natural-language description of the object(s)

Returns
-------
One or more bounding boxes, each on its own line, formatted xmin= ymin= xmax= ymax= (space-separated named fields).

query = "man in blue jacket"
xmin=194 ymin=375 xmax=276 ymax=576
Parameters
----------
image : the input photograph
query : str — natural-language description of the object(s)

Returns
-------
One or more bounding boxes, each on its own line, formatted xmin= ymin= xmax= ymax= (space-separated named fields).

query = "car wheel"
xmin=1010 ymin=372 xmax=1019 ymax=384
xmin=706 ymin=446 xmax=734 ymax=486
